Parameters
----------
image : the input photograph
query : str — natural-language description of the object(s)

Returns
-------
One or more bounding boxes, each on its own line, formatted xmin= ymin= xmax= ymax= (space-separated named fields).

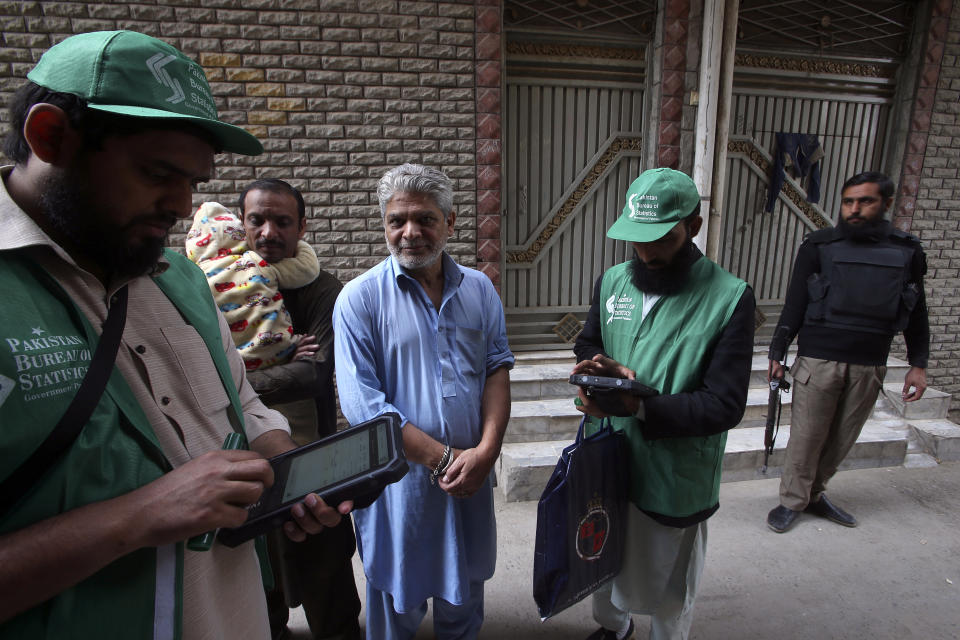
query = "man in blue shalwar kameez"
xmin=333 ymin=163 xmax=514 ymax=640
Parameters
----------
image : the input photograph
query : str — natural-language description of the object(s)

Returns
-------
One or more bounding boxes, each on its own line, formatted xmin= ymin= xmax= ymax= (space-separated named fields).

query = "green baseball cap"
xmin=27 ymin=30 xmax=263 ymax=156
xmin=607 ymin=168 xmax=700 ymax=243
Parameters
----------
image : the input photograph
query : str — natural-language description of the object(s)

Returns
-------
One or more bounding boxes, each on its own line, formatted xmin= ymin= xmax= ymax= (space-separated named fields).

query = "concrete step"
xmin=513 ymin=350 xmax=576 ymax=366
xmin=511 ymin=364 xmax=580 ymax=402
xmin=882 ymin=383 xmax=952 ymax=420
xmin=502 ymin=391 xmax=796 ymax=445
xmin=504 ymin=398 xmax=580 ymax=443
xmin=508 ymin=354 xmax=912 ymax=402
xmin=908 ymin=418 xmax=960 ymax=462
xmin=497 ymin=417 xmax=915 ymax=502
xmin=721 ymin=420 xmax=909 ymax=482
xmin=498 ymin=411 xmax=960 ymax=502
xmin=504 ymin=374 xmax=950 ymax=445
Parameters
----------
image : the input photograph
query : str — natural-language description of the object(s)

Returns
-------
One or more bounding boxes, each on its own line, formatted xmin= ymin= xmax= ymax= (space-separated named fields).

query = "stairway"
xmin=496 ymin=349 xmax=960 ymax=502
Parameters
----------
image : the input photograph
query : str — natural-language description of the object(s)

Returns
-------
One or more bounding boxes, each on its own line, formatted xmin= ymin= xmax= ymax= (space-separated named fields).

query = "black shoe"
xmin=767 ymin=505 xmax=800 ymax=533
xmin=586 ymin=619 xmax=634 ymax=640
xmin=805 ymin=494 xmax=857 ymax=527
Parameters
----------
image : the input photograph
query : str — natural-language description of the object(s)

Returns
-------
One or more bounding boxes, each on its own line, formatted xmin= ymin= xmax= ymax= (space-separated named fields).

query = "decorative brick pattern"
xmin=474 ymin=1 xmax=501 ymax=288
xmin=0 ymin=0 xmax=480 ymax=284
xmin=899 ymin=0 xmax=960 ymax=419
xmin=896 ymin=1 xmax=949 ymax=232
xmin=656 ymin=0 xmax=690 ymax=168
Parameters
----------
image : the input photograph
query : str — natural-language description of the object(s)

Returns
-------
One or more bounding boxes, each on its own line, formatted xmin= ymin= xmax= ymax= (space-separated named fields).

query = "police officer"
xmin=766 ymin=171 xmax=929 ymax=534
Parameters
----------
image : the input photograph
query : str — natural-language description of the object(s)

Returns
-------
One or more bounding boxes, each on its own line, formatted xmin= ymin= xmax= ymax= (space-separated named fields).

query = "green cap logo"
xmin=146 ymin=52 xmax=186 ymax=107
xmin=607 ymin=168 xmax=699 ymax=243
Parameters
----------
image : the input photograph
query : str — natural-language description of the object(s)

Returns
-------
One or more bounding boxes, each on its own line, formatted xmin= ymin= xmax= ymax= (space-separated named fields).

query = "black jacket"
xmin=769 ymin=224 xmax=929 ymax=368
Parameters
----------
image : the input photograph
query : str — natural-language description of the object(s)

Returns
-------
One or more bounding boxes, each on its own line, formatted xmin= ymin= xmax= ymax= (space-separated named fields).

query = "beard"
xmin=388 ymin=235 xmax=447 ymax=271
xmin=39 ymin=167 xmax=169 ymax=279
xmin=838 ymin=216 xmax=890 ymax=243
xmin=628 ymin=239 xmax=700 ymax=296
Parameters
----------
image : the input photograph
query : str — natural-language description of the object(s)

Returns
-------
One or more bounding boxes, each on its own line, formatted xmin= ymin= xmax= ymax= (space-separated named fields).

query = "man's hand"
xmin=0 ymin=449 xmax=275 ymax=623
xmin=437 ymin=446 xmax=495 ymax=499
xmin=571 ymin=353 xmax=635 ymax=379
xmin=571 ymin=354 xmax=638 ymax=418
xmin=282 ymin=495 xmax=352 ymax=542
xmin=292 ymin=334 xmax=320 ymax=361
xmin=902 ymin=366 xmax=927 ymax=402
xmin=135 ymin=449 xmax=274 ymax=546
xmin=248 ymin=429 xmax=352 ymax=541
xmin=573 ymin=386 xmax=639 ymax=418
xmin=768 ymin=359 xmax=786 ymax=382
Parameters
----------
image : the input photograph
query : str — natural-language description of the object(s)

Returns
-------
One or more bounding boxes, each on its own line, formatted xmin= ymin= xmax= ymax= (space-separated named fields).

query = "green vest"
xmin=0 ymin=249 xmax=247 ymax=640
xmin=597 ymin=256 xmax=745 ymax=518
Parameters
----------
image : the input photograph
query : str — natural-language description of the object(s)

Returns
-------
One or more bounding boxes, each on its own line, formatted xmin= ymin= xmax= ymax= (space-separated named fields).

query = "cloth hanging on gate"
xmin=764 ymin=133 xmax=824 ymax=212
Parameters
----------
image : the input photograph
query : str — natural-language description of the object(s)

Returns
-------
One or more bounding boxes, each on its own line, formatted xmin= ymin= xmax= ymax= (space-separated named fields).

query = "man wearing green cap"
xmin=573 ymin=168 xmax=755 ymax=639
xmin=0 ymin=31 xmax=348 ymax=639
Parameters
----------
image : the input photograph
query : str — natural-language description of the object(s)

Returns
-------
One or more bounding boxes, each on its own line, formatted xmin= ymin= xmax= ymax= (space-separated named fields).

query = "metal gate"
xmin=718 ymin=54 xmax=901 ymax=338
xmin=720 ymin=0 xmax=917 ymax=338
xmin=503 ymin=76 xmax=645 ymax=350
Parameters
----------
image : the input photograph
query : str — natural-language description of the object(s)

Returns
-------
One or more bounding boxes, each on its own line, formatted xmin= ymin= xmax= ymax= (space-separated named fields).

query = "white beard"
xmin=388 ymin=237 xmax=447 ymax=270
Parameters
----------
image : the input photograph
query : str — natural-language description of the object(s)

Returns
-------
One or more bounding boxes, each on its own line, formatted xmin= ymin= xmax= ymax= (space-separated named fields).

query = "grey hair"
xmin=377 ymin=163 xmax=454 ymax=217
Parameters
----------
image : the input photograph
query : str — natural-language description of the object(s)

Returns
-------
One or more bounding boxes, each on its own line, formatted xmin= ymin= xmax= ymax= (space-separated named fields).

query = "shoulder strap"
xmin=889 ymin=226 xmax=921 ymax=245
xmin=806 ymin=226 xmax=842 ymax=244
xmin=0 ymin=284 xmax=128 ymax=515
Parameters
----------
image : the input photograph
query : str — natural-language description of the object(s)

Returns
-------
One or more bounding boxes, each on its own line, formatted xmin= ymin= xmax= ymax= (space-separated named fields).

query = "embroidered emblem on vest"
xmin=4 ymin=329 xmax=90 ymax=400
xmin=606 ymin=294 xmax=636 ymax=325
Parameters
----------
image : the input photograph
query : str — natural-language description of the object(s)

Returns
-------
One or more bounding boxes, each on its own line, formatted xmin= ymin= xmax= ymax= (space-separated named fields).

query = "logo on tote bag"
xmin=576 ymin=497 xmax=611 ymax=560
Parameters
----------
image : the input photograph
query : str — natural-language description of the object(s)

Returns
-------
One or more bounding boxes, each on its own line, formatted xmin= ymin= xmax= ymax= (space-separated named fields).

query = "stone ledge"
xmin=497 ymin=419 xmax=913 ymax=502
xmin=504 ymin=398 xmax=580 ymax=443
xmin=513 ymin=350 xmax=576 ymax=366
xmin=882 ymin=383 xmax=951 ymax=419
xmin=909 ymin=419 xmax=960 ymax=461
xmin=720 ymin=421 xmax=909 ymax=483
xmin=497 ymin=440 xmax=569 ymax=503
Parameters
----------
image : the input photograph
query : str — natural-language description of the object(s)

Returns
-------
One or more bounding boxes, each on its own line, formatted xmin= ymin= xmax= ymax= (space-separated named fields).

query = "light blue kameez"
xmin=333 ymin=253 xmax=514 ymax=613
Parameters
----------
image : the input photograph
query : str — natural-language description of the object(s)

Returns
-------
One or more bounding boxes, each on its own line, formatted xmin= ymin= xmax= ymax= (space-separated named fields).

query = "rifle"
xmin=761 ymin=370 xmax=790 ymax=473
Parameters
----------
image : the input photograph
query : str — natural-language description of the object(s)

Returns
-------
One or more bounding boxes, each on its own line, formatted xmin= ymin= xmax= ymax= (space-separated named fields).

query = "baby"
xmin=186 ymin=202 xmax=319 ymax=371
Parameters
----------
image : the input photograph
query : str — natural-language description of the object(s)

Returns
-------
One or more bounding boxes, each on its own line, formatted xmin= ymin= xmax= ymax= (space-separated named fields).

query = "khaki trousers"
xmin=779 ymin=356 xmax=886 ymax=511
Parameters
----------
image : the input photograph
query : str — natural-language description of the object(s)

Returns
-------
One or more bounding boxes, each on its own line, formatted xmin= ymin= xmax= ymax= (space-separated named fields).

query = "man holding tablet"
xmin=333 ymin=163 xmax=514 ymax=640
xmin=573 ymin=168 xmax=755 ymax=640
xmin=0 ymin=31 xmax=346 ymax=639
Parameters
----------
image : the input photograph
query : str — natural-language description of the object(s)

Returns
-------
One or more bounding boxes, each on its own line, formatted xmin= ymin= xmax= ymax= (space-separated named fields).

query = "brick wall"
xmin=910 ymin=0 xmax=960 ymax=419
xmin=0 ymin=0 xmax=482 ymax=283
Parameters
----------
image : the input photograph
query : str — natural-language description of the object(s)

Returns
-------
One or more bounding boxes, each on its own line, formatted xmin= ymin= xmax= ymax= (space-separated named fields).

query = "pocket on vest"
xmin=827 ymin=248 xmax=904 ymax=324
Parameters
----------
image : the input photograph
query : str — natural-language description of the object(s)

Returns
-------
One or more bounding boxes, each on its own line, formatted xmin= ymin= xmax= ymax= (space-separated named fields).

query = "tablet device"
xmin=569 ymin=375 xmax=660 ymax=417
xmin=569 ymin=375 xmax=659 ymax=397
xmin=218 ymin=413 xmax=408 ymax=547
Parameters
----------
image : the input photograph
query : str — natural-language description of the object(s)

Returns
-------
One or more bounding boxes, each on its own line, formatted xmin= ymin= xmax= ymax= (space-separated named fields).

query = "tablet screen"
xmin=282 ymin=425 xmax=375 ymax=503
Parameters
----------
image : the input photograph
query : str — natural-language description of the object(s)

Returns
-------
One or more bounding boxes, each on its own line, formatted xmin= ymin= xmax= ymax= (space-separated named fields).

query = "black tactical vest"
xmin=803 ymin=227 xmax=921 ymax=335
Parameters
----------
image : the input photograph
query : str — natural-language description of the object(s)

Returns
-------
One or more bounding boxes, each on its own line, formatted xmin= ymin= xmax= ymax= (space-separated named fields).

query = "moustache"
xmin=255 ymin=239 xmax=285 ymax=249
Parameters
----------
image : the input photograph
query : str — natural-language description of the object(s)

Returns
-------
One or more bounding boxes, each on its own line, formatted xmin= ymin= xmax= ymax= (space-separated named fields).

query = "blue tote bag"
xmin=533 ymin=416 xmax=629 ymax=620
